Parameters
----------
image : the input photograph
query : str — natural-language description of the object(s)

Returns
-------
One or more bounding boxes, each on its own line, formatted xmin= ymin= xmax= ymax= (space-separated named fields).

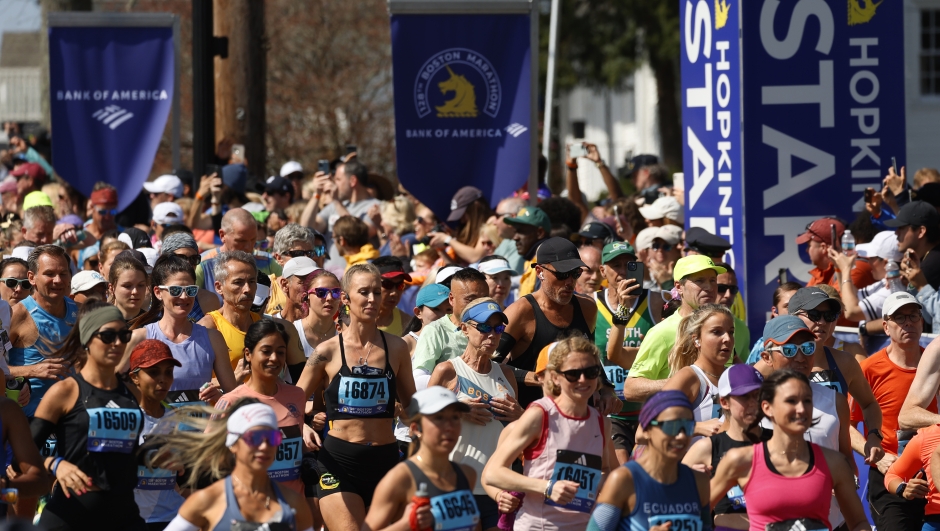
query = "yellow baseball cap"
xmin=673 ymin=255 xmax=726 ymax=282
xmin=22 ymin=191 xmax=53 ymax=211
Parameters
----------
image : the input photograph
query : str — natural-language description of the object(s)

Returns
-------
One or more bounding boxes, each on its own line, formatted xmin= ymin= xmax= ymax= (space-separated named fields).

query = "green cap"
xmin=601 ymin=241 xmax=636 ymax=264
xmin=22 ymin=191 xmax=53 ymax=211
xmin=505 ymin=206 xmax=551 ymax=232
xmin=673 ymin=255 xmax=726 ymax=282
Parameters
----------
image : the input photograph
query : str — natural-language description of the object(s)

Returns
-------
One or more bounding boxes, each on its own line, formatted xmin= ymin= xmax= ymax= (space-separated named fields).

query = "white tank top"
xmin=689 ymin=365 xmax=719 ymax=422
xmin=448 ymin=357 xmax=514 ymax=495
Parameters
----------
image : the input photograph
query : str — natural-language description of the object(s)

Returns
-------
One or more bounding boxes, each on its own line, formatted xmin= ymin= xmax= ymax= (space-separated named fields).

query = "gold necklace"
xmin=232 ymin=474 xmax=271 ymax=510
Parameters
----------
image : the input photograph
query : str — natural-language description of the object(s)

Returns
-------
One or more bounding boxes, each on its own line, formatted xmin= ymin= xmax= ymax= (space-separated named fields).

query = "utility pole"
xmin=213 ymin=0 xmax=266 ymax=182
xmin=192 ymin=0 xmax=225 ymax=181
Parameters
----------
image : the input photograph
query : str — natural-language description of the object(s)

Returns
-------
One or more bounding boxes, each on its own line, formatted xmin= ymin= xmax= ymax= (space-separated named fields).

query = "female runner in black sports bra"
xmin=297 ymin=263 xmax=416 ymax=531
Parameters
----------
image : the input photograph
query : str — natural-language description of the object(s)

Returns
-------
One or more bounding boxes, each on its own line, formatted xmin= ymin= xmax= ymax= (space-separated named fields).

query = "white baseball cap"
xmin=225 ymin=403 xmax=279 ymax=447
xmin=153 ymin=202 xmax=185 ymax=225
xmin=882 ymin=292 xmax=923 ymax=319
xmin=253 ymin=283 xmax=271 ymax=308
xmin=280 ymin=161 xmax=303 ymax=177
xmin=71 ymin=270 xmax=107 ymax=295
xmin=282 ymin=257 xmax=319 ymax=278
xmin=634 ymin=227 xmax=660 ymax=251
xmin=856 ymin=230 xmax=903 ymax=263
xmin=436 ymin=266 xmax=463 ymax=284
xmin=639 ymin=196 xmax=683 ymax=223
xmin=137 ymin=247 xmax=159 ymax=273
xmin=406 ymin=386 xmax=471 ymax=417
xmin=143 ymin=175 xmax=184 ymax=198
xmin=657 ymin=225 xmax=683 ymax=246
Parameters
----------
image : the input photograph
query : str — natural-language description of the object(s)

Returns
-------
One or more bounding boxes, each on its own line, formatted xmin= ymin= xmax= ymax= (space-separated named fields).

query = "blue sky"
xmin=0 ymin=0 xmax=41 ymax=63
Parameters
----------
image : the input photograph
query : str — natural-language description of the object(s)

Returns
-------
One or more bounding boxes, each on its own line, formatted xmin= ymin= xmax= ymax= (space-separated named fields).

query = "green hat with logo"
xmin=601 ymin=241 xmax=636 ymax=264
xmin=673 ymin=255 xmax=727 ymax=282
xmin=505 ymin=206 xmax=551 ymax=232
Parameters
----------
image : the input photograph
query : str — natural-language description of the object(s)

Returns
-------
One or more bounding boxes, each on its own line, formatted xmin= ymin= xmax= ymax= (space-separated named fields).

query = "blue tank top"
xmin=9 ymin=296 xmax=78 ymax=416
xmin=625 ymin=461 xmax=704 ymax=531
xmin=809 ymin=346 xmax=849 ymax=396
xmin=188 ymin=295 xmax=206 ymax=323
xmin=211 ymin=475 xmax=296 ymax=531
xmin=145 ymin=322 xmax=215 ymax=393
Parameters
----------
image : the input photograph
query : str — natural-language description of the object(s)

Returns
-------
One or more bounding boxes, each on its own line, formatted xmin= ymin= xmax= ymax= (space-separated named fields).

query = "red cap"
xmin=10 ymin=163 xmax=46 ymax=182
xmin=795 ymin=218 xmax=845 ymax=245
xmin=130 ymin=339 xmax=181 ymax=371
xmin=90 ymin=188 xmax=118 ymax=205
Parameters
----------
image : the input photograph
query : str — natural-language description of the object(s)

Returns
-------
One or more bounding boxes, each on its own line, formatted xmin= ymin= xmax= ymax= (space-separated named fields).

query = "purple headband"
xmin=639 ymin=390 xmax=694 ymax=429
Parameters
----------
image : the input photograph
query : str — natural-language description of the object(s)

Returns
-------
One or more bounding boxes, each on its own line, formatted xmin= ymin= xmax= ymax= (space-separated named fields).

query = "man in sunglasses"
xmin=265 ymin=224 xmax=321 ymax=316
xmin=789 ymin=287 xmax=884 ymax=468
xmin=373 ymin=257 xmax=414 ymax=336
xmin=505 ymin=206 xmax=551 ymax=297
xmin=84 ymin=185 xmax=123 ymax=240
xmin=854 ymin=292 xmax=930 ymax=531
xmin=625 ymin=256 xmax=750 ymax=404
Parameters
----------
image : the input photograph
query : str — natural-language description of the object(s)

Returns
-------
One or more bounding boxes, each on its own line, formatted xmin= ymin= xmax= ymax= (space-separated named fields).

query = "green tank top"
xmin=594 ymin=289 xmax=656 ymax=420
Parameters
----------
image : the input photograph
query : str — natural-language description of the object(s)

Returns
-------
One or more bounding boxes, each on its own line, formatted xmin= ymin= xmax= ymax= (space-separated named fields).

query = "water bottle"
xmin=4 ymin=377 xmax=24 ymax=404
xmin=885 ymin=261 xmax=905 ymax=293
xmin=409 ymin=482 xmax=431 ymax=531
xmin=0 ymin=488 xmax=17 ymax=504
xmin=842 ymin=229 xmax=855 ymax=254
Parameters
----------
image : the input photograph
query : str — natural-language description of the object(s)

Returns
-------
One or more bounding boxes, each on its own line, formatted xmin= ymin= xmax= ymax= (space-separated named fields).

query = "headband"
xmin=225 ymin=403 xmax=278 ymax=447
xmin=639 ymin=390 xmax=694 ymax=429
xmin=90 ymin=188 xmax=118 ymax=205
xmin=79 ymin=306 xmax=126 ymax=346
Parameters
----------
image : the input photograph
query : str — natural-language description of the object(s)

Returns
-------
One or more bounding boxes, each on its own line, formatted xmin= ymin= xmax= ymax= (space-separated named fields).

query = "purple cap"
xmin=639 ymin=390 xmax=693 ymax=429
xmin=717 ymin=365 xmax=764 ymax=398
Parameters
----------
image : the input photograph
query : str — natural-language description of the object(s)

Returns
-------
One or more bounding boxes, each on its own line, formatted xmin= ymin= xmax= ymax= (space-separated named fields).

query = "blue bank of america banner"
xmin=391 ymin=14 xmax=531 ymax=220
xmin=680 ymin=0 xmax=744 ymax=281
xmin=50 ymin=26 xmax=174 ymax=212
xmin=740 ymin=0 xmax=905 ymax=328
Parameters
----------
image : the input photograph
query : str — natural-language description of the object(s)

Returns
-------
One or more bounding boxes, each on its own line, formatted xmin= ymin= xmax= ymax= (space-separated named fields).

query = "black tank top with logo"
xmin=56 ymin=373 xmax=143 ymax=492
xmin=710 ymin=432 xmax=753 ymax=515
xmin=325 ymin=332 xmax=398 ymax=421
xmin=508 ymin=294 xmax=591 ymax=407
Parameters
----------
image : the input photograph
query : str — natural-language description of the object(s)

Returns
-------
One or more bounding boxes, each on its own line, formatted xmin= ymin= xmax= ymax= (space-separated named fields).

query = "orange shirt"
xmin=807 ymin=260 xmax=875 ymax=327
xmin=885 ymin=425 xmax=940 ymax=515
xmin=850 ymin=347 xmax=934 ymax=455
xmin=218 ymin=382 xmax=307 ymax=494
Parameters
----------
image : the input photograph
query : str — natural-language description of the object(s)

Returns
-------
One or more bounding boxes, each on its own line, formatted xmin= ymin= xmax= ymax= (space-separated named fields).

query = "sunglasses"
xmin=470 ymin=322 xmax=506 ymax=334
xmin=313 ymin=287 xmax=342 ymax=299
xmin=381 ymin=279 xmax=407 ymax=291
xmin=87 ymin=259 xmax=100 ymax=269
xmin=255 ymin=240 xmax=270 ymax=250
xmin=159 ymin=285 xmax=199 ymax=297
xmin=888 ymin=313 xmax=923 ymax=325
xmin=559 ymin=365 xmax=602 ymax=382
xmin=237 ymin=428 xmax=282 ymax=448
xmin=540 ymin=267 xmax=583 ymax=281
xmin=416 ymin=216 xmax=433 ymax=225
xmin=798 ymin=309 xmax=840 ymax=323
xmin=717 ymin=284 xmax=739 ymax=296
xmin=174 ymin=253 xmax=202 ymax=267
xmin=286 ymin=247 xmax=326 ymax=259
xmin=651 ymin=243 xmax=674 ymax=252
xmin=0 ymin=278 xmax=30 ymax=290
xmin=96 ymin=208 xmax=118 ymax=216
xmin=768 ymin=341 xmax=817 ymax=358
xmin=647 ymin=418 xmax=695 ymax=437
xmin=92 ymin=328 xmax=132 ymax=345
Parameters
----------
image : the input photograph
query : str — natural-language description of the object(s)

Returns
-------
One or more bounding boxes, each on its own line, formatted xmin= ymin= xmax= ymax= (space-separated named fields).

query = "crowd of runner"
xmin=3 ymin=133 xmax=940 ymax=531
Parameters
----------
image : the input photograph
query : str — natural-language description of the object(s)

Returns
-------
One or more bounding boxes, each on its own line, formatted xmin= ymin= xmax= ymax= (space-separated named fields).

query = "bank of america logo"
xmin=574 ymin=454 xmax=587 ymax=466
xmin=505 ymin=123 xmax=527 ymax=137
xmin=92 ymin=105 xmax=135 ymax=130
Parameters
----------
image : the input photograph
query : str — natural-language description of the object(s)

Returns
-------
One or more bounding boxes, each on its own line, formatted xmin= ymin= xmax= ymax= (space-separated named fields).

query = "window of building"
xmin=922 ymin=9 xmax=940 ymax=95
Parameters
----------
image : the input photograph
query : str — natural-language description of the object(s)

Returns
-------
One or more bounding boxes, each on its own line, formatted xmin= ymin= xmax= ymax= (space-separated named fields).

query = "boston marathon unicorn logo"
xmin=436 ymin=65 xmax=479 ymax=118
xmin=848 ymin=0 xmax=882 ymax=25
xmin=413 ymin=48 xmax=501 ymax=119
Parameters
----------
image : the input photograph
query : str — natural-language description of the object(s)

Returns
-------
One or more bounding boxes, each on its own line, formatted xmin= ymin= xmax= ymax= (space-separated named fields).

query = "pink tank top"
xmin=744 ymin=441 xmax=833 ymax=531
xmin=514 ymin=396 xmax=604 ymax=531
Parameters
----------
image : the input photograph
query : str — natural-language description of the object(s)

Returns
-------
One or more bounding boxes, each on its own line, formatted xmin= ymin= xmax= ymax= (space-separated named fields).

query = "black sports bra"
xmin=325 ymin=332 xmax=397 ymax=420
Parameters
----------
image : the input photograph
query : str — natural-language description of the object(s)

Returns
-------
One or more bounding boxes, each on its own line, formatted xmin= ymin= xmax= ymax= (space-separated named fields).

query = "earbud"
xmin=539 ymin=274 xmax=544 ymax=280
xmin=694 ymin=340 xmax=700 ymax=347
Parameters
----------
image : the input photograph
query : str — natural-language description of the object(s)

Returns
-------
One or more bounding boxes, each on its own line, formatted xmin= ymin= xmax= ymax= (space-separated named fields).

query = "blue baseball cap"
xmin=416 ymin=284 xmax=450 ymax=308
xmin=762 ymin=315 xmax=813 ymax=346
xmin=460 ymin=298 xmax=508 ymax=324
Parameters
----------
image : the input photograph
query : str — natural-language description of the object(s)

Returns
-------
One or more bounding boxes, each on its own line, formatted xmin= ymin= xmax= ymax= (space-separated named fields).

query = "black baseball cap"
xmin=685 ymin=227 xmax=732 ymax=256
xmin=264 ymin=175 xmax=292 ymax=195
xmin=447 ymin=186 xmax=484 ymax=222
xmin=885 ymin=200 xmax=940 ymax=228
xmin=788 ymin=287 xmax=843 ymax=314
xmin=536 ymin=237 xmax=588 ymax=273
xmin=625 ymin=154 xmax=658 ymax=176
xmin=578 ymin=221 xmax=616 ymax=241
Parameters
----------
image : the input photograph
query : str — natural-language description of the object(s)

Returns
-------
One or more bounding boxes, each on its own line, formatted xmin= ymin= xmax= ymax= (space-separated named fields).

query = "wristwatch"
xmin=867 ymin=428 xmax=884 ymax=440
xmin=896 ymin=482 xmax=908 ymax=497
xmin=858 ymin=320 xmax=867 ymax=337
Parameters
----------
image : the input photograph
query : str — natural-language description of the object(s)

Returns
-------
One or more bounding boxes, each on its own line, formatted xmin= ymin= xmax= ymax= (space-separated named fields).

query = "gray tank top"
xmin=211 ymin=475 xmax=295 ymax=531
xmin=145 ymin=322 xmax=215 ymax=391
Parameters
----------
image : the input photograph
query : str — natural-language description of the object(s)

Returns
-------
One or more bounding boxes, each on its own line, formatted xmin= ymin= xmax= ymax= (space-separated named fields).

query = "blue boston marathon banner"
xmin=740 ymin=0 xmax=905 ymax=329
xmin=680 ymin=0 xmax=744 ymax=278
xmin=49 ymin=26 xmax=174 ymax=211
xmin=391 ymin=14 xmax=531 ymax=219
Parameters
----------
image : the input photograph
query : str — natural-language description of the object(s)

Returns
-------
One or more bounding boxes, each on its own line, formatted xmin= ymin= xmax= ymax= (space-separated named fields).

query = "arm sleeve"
xmin=586 ymin=503 xmax=622 ymax=531
xmin=494 ymin=332 xmax=517 ymax=363
xmin=162 ymin=515 xmax=200 ymax=531
xmin=885 ymin=434 xmax=923 ymax=489
xmin=30 ymin=417 xmax=55 ymax=450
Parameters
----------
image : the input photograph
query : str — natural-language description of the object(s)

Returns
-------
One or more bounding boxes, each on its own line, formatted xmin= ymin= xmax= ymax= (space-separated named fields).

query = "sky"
xmin=0 ymin=0 xmax=42 ymax=63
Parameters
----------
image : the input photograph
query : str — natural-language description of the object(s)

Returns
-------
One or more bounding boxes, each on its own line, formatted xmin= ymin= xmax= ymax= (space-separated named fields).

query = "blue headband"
xmin=639 ymin=390 xmax=694 ymax=429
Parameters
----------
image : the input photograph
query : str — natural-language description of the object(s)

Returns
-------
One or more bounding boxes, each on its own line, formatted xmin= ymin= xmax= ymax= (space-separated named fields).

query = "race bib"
xmin=726 ymin=485 xmax=746 ymax=510
xmin=86 ymin=407 xmax=141 ymax=453
xmin=136 ymin=466 xmax=175 ymax=490
xmin=269 ymin=425 xmax=302 ymax=482
xmin=337 ymin=376 xmax=388 ymax=415
xmin=429 ymin=489 xmax=480 ymax=531
xmin=546 ymin=450 xmax=602 ymax=512
xmin=604 ymin=366 xmax=626 ymax=400
xmin=649 ymin=514 xmax=703 ymax=531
